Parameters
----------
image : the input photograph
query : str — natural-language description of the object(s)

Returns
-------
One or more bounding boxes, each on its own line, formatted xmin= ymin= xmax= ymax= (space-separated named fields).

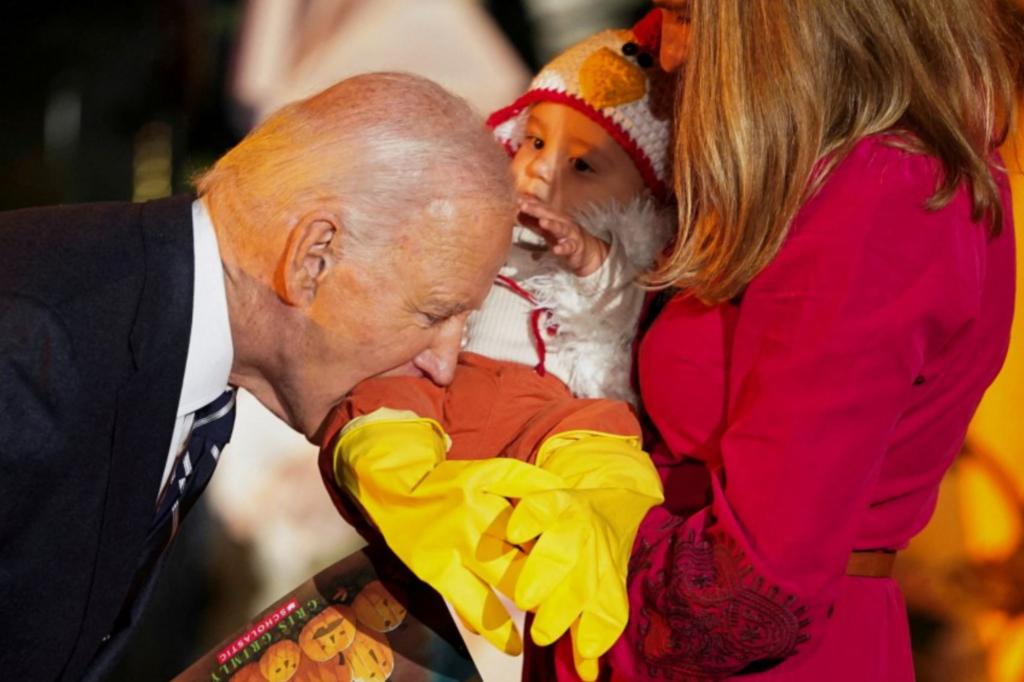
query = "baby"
xmin=319 ymin=11 xmax=673 ymax=678
xmin=323 ymin=12 xmax=675 ymax=456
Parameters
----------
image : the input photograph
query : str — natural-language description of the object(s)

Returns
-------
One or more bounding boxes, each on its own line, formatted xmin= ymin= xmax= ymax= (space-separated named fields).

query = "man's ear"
xmin=280 ymin=211 xmax=341 ymax=307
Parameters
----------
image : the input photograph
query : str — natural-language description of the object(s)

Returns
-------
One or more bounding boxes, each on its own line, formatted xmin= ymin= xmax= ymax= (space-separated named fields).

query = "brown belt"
xmin=846 ymin=550 xmax=897 ymax=578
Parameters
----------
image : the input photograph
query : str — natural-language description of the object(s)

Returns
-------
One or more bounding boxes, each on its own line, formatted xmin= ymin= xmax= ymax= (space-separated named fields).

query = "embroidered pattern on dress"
xmin=634 ymin=530 xmax=810 ymax=680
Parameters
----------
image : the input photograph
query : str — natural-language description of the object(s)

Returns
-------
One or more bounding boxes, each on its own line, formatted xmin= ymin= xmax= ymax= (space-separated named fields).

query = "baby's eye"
xmin=572 ymin=158 xmax=594 ymax=173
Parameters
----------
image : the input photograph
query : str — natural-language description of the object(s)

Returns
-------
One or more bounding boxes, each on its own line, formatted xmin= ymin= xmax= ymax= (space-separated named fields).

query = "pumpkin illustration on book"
xmin=298 ymin=605 xmax=358 ymax=662
xmin=352 ymin=581 xmax=406 ymax=633
xmin=344 ymin=630 xmax=395 ymax=681
xmin=291 ymin=652 xmax=352 ymax=682
xmin=259 ymin=639 xmax=301 ymax=682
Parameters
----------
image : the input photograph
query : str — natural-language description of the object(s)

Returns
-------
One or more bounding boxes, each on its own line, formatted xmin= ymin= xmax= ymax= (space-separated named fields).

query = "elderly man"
xmin=0 ymin=73 xmax=523 ymax=681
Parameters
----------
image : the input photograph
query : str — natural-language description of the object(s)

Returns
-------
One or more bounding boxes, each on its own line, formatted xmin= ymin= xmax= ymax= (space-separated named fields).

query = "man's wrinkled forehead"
xmin=425 ymin=193 xmax=514 ymax=238
xmin=417 ymin=202 xmax=509 ymax=301
xmin=425 ymin=197 xmax=457 ymax=223
xmin=411 ymin=256 xmax=496 ymax=317
xmin=409 ymin=194 xmax=509 ymax=252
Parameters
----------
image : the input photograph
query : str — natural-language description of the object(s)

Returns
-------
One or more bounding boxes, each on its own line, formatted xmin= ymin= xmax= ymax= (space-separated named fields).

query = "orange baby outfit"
xmin=321 ymin=352 xmax=641 ymax=465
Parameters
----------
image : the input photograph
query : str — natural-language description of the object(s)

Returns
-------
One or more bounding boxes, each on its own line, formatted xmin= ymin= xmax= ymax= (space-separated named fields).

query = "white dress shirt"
xmin=157 ymin=198 xmax=234 ymax=497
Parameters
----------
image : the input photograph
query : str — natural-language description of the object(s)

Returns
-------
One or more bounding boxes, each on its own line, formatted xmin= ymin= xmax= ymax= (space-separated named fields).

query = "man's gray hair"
xmin=197 ymin=72 xmax=515 ymax=259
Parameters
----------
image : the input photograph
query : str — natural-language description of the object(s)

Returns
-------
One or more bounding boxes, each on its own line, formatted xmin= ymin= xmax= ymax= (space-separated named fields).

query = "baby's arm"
xmin=518 ymin=197 xmax=610 ymax=277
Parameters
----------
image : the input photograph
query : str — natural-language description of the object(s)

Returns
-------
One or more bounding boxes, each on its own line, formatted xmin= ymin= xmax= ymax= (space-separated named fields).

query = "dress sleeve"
xmin=613 ymin=142 xmax=985 ymax=679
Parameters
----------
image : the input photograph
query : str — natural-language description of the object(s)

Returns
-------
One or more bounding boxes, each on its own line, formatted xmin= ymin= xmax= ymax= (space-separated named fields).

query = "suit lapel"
xmin=66 ymin=194 xmax=196 ymax=678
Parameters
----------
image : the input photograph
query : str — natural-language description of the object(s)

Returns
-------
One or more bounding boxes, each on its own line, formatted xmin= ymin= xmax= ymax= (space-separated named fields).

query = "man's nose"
xmin=412 ymin=314 xmax=468 ymax=386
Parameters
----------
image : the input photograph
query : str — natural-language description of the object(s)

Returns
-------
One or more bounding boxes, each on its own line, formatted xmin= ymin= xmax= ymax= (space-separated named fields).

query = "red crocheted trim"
xmin=529 ymin=308 xmax=548 ymax=377
xmin=495 ymin=274 xmax=550 ymax=377
xmin=486 ymin=102 xmax=525 ymax=134
xmin=487 ymin=89 xmax=669 ymax=203
xmin=495 ymin=273 xmax=536 ymax=304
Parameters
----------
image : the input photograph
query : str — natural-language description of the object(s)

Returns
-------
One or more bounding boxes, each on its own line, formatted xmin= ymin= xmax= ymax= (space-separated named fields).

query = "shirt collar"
xmin=177 ymin=198 xmax=234 ymax=416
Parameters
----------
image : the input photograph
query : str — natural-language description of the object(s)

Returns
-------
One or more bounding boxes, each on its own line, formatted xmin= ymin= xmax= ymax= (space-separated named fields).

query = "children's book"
xmin=172 ymin=544 xmax=482 ymax=682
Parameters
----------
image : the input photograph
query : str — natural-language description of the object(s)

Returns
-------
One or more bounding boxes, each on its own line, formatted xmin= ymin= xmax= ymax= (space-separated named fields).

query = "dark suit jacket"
xmin=0 ymin=195 xmax=196 ymax=681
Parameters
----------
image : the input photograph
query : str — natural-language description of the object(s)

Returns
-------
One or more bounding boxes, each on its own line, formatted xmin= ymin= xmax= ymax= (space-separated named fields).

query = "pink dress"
xmin=601 ymin=135 xmax=1016 ymax=680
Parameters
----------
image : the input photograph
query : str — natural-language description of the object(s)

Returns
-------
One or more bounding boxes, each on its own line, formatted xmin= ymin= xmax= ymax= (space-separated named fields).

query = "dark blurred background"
xmin=0 ymin=0 xmax=654 ymax=212
xmin=0 ymin=1 xmax=236 ymax=210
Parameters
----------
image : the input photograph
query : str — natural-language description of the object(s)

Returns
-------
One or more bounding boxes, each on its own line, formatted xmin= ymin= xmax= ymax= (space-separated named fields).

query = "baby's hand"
xmin=518 ymin=198 xmax=610 ymax=277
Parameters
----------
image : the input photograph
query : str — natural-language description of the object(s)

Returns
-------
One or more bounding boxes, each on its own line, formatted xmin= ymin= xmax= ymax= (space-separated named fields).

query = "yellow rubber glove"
xmin=332 ymin=408 xmax=565 ymax=655
xmin=506 ymin=430 xmax=664 ymax=681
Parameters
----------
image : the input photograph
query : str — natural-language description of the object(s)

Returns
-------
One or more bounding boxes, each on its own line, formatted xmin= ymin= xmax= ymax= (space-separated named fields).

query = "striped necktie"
xmin=106 ymin=388 xmax=237 ymax=645
xmin=126 ymin=389 xmax=236 ymax=605
xmin=153 ymin=387 xmax=236 ymax=545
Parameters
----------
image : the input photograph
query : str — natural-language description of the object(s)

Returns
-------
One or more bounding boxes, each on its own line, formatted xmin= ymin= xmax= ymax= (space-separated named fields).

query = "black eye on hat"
xmin=621 ymin=41 xmax=654 ymax=68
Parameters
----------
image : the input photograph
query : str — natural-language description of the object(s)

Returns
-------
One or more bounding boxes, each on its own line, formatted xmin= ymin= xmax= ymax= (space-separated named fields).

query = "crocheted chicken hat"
xmin=487 ymin=10 xmax=675 ymax=202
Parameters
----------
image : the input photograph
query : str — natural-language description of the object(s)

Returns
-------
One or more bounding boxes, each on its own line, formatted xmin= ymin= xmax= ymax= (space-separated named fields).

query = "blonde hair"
xmin=997 ymin=0 xmax=1024 ymax=88
xmin=196 ymin=72 xmax=514 ymax=261
xmin=648 ymin=0 xmax=1017 ymax=304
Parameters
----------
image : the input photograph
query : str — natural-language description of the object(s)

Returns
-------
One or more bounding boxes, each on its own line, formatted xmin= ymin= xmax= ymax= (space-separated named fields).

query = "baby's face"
xmin=511 ymin=102 xmax=646 ymax=215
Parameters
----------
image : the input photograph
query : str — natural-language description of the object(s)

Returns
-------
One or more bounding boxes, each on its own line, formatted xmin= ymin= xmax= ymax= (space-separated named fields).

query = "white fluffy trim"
xmin=574 ymin=195 xmax=676 ymax=271
xmin=521 ymin=197 xmax=675 ymax=405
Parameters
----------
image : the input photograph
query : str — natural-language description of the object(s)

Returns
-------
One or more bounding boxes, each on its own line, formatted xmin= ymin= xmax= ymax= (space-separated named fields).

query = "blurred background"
xmin=0 ymin=1 xmax=1021 ymax=680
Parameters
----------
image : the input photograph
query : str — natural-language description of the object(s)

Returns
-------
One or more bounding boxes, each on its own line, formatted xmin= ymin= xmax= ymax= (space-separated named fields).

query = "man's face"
xmin=511 ymin=102 xmax=646 ymax=215
xmin=289 ymin=202 xmax=510 ymax=439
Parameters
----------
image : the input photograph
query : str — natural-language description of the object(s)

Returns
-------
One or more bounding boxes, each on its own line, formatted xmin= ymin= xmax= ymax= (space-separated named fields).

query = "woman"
xmin=519 ymin=0 xmax=1018 ymax=679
